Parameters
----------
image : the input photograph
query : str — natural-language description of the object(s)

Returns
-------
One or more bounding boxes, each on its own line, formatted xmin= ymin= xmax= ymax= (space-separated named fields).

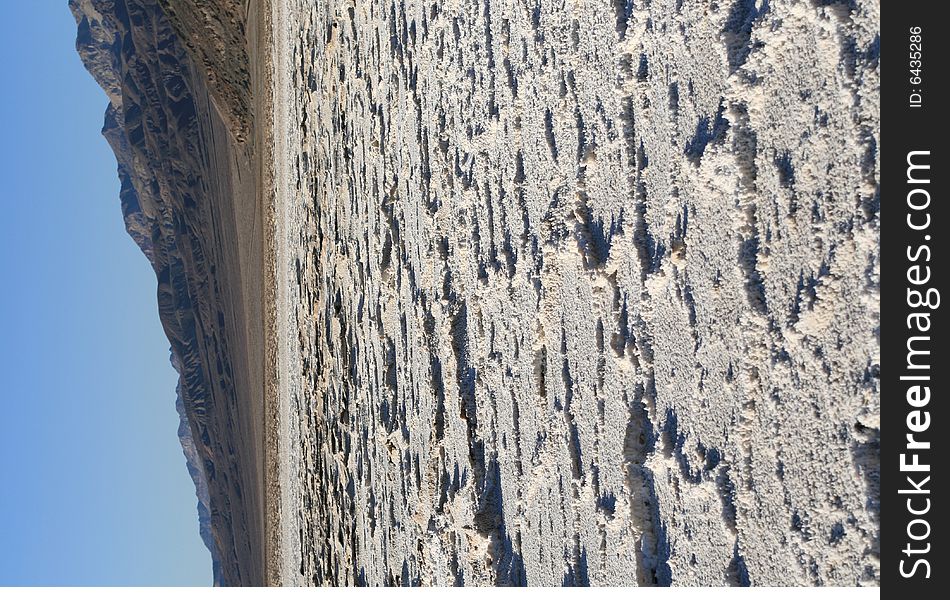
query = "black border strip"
xmin=882 ymin=2 xmax=946 ymax=595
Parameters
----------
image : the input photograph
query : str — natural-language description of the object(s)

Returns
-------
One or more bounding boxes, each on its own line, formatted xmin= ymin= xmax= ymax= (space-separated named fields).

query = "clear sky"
xmin=0 ymin=2 xmax=212 ymax=586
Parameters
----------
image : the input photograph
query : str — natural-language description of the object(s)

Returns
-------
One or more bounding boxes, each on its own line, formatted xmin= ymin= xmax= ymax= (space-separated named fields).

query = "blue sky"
xmin=0 ymin=2 xmax=211 ymax=586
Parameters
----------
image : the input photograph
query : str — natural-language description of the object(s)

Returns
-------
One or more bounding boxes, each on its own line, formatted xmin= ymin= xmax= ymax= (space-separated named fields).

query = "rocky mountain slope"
xmin=71 ymin=0 xmax=265 ymax=585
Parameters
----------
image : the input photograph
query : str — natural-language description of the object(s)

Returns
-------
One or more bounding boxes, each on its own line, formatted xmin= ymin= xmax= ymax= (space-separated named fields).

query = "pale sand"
xmin=257 ymin=0 xmax=879 ymax=586
xmin=250 ymin=0 xmax=281 ymax=586
xmin=262 ymin=0 xmax=301 ymax=584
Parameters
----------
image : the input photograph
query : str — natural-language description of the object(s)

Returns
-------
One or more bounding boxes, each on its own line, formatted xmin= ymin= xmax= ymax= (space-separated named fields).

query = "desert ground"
xmin=75 ymin=0 xmax=880 ymax=586
xmin=263 ymin=0 xmax=879 ymax=586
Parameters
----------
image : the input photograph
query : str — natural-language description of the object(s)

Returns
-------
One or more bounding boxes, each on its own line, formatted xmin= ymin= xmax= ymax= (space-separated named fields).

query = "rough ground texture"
xmin=158 ymin=0 xmax=254 ymax=141
xmin=73 ymin=0 xmax=882 ymax=587
xmin=270 ymin=0 xmax=880 ymax=586
xmin=72 ymin=0 xmax=265 ymax=585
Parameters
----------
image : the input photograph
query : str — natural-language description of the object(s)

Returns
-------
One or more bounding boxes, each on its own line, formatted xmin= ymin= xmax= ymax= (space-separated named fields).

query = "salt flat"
xmin=263 ymin=0 xmax=880 ymax=586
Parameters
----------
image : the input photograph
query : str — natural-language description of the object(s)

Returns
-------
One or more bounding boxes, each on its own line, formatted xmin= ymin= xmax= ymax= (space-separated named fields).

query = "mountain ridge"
xmin=70 ymin=0 xmax=264 ymax=585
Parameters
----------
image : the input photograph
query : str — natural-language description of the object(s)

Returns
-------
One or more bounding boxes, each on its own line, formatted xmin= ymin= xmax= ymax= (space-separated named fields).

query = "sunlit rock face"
xmin=71 ymin=0 xmax=262 ymax=586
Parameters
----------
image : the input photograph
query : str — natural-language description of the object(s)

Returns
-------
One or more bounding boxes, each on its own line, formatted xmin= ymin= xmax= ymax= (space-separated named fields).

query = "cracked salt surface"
xmin=266 ymin=0 xmax=880 ymax=586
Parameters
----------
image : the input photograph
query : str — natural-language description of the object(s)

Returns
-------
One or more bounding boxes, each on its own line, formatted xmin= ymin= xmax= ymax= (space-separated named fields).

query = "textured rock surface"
xmin=158 ymin=0 xmax=254 ymax=141
xmin=269 ymin=0 xmax=880 ymax=586
xmin=71 ymin=0 xmax=265 ymax=585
